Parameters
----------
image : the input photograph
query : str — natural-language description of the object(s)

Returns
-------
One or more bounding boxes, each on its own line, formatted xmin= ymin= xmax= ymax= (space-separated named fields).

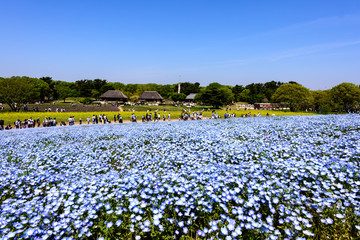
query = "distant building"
xmin=261 ymin=98 xmax=269 ymax=103
xmin=254 ymin=103 xmax=279 ymax=110
xmin=139 ymin=91 xmax=163 ymax=103
xmin=100 ymin=90 xmax=128 ymax=102
xmin=185 ymin=93 xmax=198 ymax=102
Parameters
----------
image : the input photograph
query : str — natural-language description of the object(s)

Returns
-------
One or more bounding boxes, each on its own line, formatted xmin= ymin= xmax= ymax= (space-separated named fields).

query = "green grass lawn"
xmin=121 ymin=104 xmax=217 ymax=112
xmin=0 ymin=109 xmax=315 ymax=126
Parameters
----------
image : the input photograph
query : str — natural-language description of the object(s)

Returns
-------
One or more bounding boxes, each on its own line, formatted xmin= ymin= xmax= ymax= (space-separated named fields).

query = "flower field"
xmin=0 ymin=115 xmax=359 ymax=239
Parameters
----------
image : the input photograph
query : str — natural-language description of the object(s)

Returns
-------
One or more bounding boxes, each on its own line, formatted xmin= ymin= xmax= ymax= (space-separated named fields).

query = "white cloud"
xmin=268 ymin=40 xmax=360 ymax=61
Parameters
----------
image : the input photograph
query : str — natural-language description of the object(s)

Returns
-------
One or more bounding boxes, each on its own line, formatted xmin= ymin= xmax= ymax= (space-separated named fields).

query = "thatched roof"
xmin=100 ymin=90 xmax=128 ymax=100
xmin=139 ymin=91 xmax=163 ymax=100
xmin=261 ymin=98 xmax=269 ymax=103
xmin=185 ymin=93 xmax=198 ymax=100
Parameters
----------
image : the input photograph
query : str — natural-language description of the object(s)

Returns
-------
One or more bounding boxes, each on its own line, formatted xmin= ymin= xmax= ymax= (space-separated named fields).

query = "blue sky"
xmin=1 ymin=0 xmax=360 ymax=90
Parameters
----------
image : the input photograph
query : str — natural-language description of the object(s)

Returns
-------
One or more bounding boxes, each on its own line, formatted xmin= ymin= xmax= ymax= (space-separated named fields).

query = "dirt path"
xmin=118 ymin=106 xmax=123 ymax=112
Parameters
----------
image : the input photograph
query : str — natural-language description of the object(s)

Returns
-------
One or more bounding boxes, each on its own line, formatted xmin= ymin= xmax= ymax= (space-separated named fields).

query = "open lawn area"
xmin=0 ymin=109 xmax=314 ymax=126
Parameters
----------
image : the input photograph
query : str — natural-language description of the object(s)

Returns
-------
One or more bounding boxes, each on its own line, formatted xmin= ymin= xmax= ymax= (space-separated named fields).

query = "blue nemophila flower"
xmin=321 ymin=218 xmax=333 ymax=224
xmin=105 ymin=203 xmax=111 ymax=210
xmin=197 ymin=229 xmax=205 ymax=237
xmin=106 ymin=221 xmax=113 ymax=228
xmin=144 ymin=219 xmax=151 ymax=227
xmin=303 ymin=230 xmax=314 ymax=236
xmin=0 ymin=115 xmax=359 ymax=238
xmin=335 ymin=214 xmax=344 ymax=219
xmin=153 ymin=218 xmax=160 ymax=226
xmin=221 ymin=226 xmax=228 ymax=235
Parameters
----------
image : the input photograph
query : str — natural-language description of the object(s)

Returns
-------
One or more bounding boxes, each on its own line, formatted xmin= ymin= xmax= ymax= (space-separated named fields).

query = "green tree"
xmin=175 ymin=82 xmax=201 ymax=95
xmin=311 ymin=90 xmax=331 ymax=112
xmin=272 ymin=83 xmax=313 ymax=111
xmin=93 ymin=79 xmax=107 ymax=92
xmin=0 ymin=76 xmax=43 ymax=111
xmin=195 ymin=82 xmax=234 ymax=108
xmin=91 ymin=89 xmax=100 ymax=99
xmin=238 ymin=89 xmax=252 ymax=103
xmin=169 ymin=93 xmax=186 ymax=102
xmin=75 ymin=79 xmax=93 ymax=97
xmin=232 ymin=85 xmax=245 ymax=102
xmin=40 ymin=76 xmax=56 ymax=100
xmin=32 ymin=78 xmax=51 ymax=102
xmin=263 ymin=81 xmax=283 ymax=100
xmin=330 ymin=82 xmax=360 ymax=112
xmin=237 ymin=81 xmax=283 ymax=104
xmin=157 ymin=84 xmax=176 ymax=99
xmin=55 ymin=81 xmax=78 ymax=102
xmin=99 ymin=83 xmax=115 ymax=95
xmin=110 ymin=82 xmax=126 ymax=91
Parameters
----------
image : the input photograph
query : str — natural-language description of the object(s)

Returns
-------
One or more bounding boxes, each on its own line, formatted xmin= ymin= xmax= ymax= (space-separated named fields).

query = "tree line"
xmin=0 ymin=76 xmax=359 ymax=112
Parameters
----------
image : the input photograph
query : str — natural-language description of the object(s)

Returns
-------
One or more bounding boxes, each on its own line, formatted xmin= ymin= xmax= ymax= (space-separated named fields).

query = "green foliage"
xmin=330 ymin=82 xmax=360 ymax=112
xmin=169 ymin=93 xmax=186 ymax=102
xmin=206 ymin=82 xmax=223 ymax=89
xmin=155 ymin=84 xmax=176 ymax=99
xmin=232 ymin=85 xmax=245 ymax=101
xmin=238 ymin=89 xmax=252 ymax=103
xmin=263 ymin=81 xmax=283 ymax=100
xmin=110 ymin=82 xmax=126 ymax=91
xmin=91 ymin=89 xmax=100 ymax=99
xmin=311 ymin=90 xmax=331 ymax=112
xmin=234 ymin=81 xmax=283 ymax=103
xmin=100 ymin=83 xmax=115 ymax=94
xmin=80 ymin=97 xmax=93 ymax=104
xmin=54 ymin=81 xmax=78 ymax=102
xmin=272 ymin=83 xmax=313 ymax=111
xmin=196 ymin=82 xmax=234 ymax=108
xmin=175 ymin=82 xmax=201 ymax=95
xmin=320 ymin=104 xmax=333 ymax=114
xmin=40 ymin=76 xmax=57 ymax=100
xmin=1 ymin=75 xmax=360 ymax=114
xmin=0 ymin=76 xmax=49 ymax=111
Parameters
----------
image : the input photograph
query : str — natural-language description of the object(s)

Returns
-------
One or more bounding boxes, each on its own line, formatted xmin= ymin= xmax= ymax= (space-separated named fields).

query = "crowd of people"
xmin=180 ymin=112 xmax=203 ymax=120
xmin=139 ymin=112 xmax=171 ymax=122
xmin=3 ymin=117 xmax=59 ymax=130
xmin=0 ymin=111 xmax=272 ymax=131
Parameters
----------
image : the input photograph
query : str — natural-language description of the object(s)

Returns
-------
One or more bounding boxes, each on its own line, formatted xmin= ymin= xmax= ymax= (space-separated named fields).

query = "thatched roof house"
xmin=100 ymin=90 xmax=128 ymax=102
xmin=185 ymin=93 xmax=198 ymax=102
xmin=139 ymin=91 xmax=163 ymax=103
